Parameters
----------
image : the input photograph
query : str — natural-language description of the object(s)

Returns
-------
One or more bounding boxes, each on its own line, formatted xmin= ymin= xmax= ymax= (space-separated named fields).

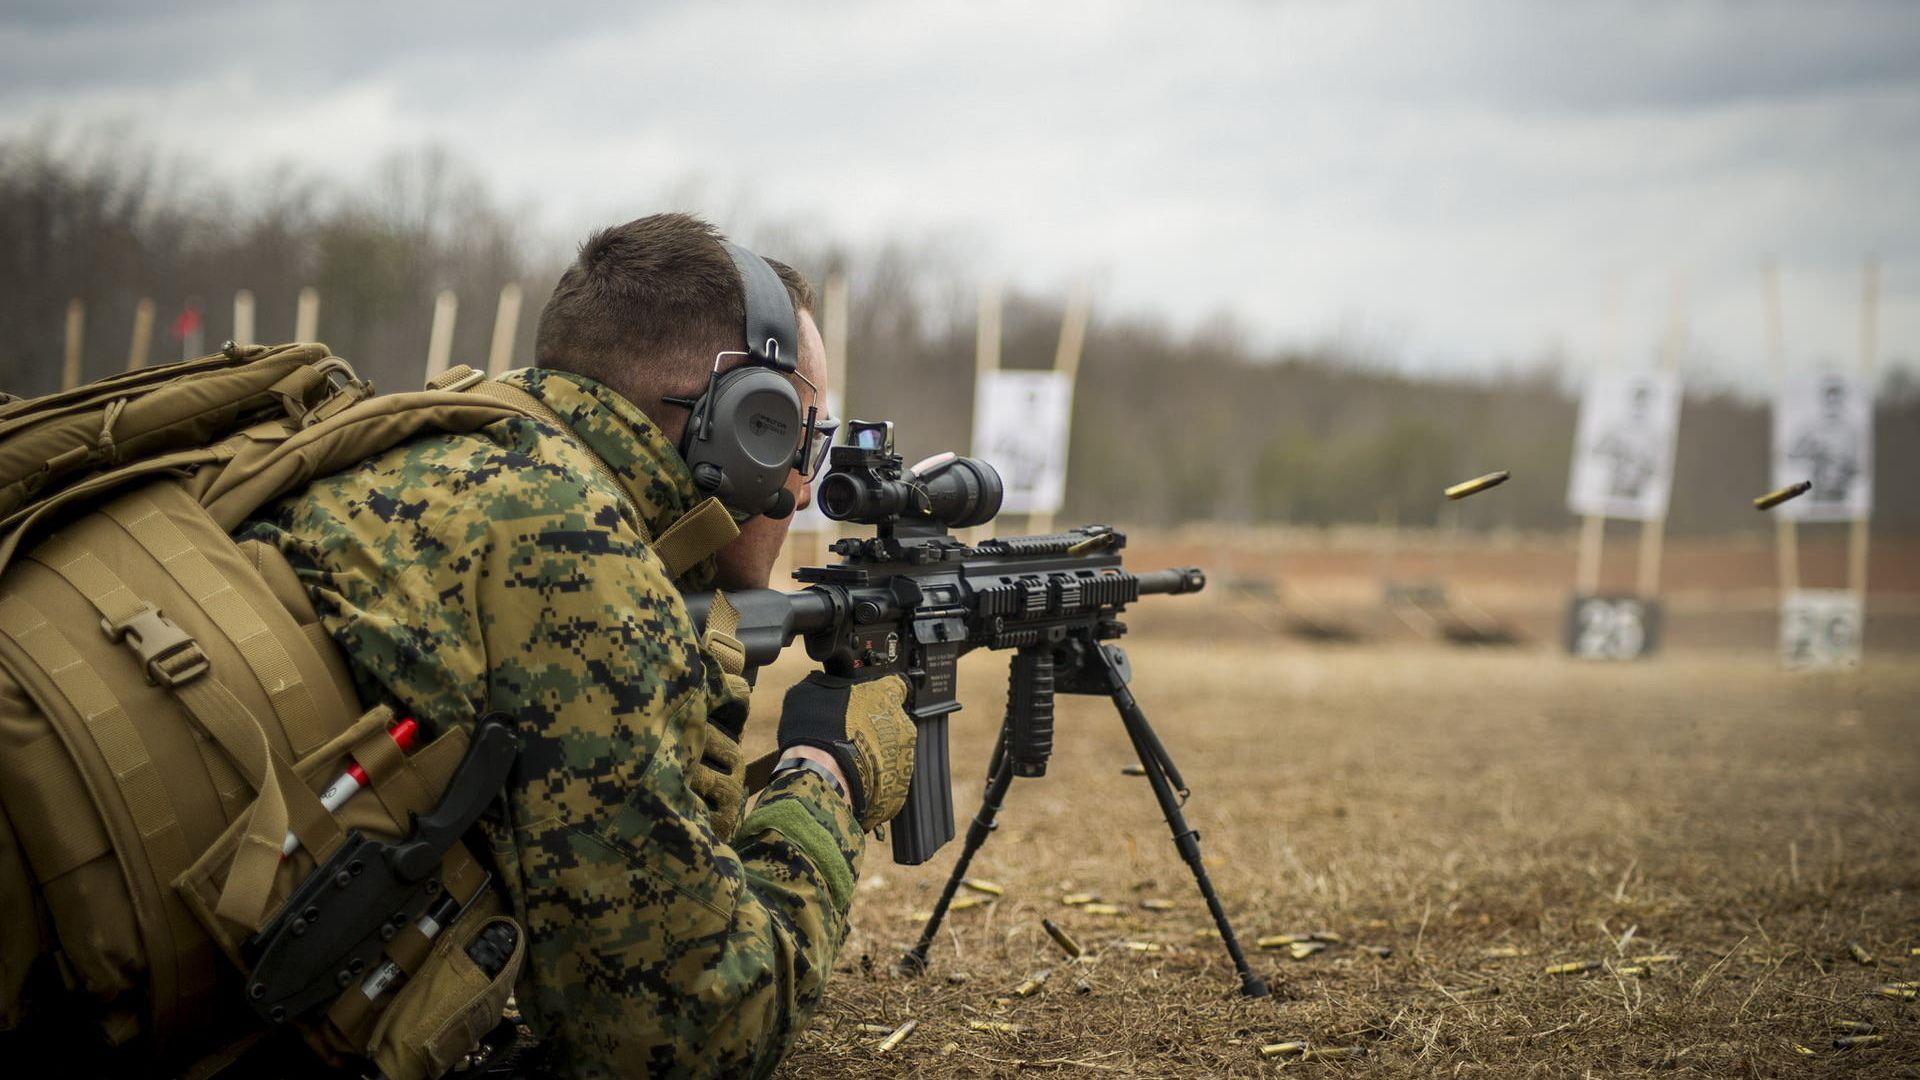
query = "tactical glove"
xmin=777 ymin=672 xmax=915 ymax=832
xmin=688 ymin=720 xmax=746 ymax=840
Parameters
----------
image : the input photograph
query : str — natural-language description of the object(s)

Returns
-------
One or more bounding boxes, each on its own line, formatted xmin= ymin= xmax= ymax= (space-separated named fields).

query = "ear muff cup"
xmin=683 ymin=365 xmax=804 ymax=517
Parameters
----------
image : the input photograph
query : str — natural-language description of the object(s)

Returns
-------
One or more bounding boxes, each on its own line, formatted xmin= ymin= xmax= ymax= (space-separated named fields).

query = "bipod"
xmin=900 ymin=640 xmax=1269 ymax=998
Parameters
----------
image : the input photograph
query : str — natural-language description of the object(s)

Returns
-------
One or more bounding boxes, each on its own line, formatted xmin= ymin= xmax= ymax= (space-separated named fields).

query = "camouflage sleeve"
xmin=466 ymin=452 xmax=865 ymax=1078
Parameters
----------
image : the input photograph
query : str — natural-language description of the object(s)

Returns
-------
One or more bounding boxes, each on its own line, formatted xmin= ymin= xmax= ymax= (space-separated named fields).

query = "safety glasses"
xmin=798 ymin=411 xmax=839 ymax=477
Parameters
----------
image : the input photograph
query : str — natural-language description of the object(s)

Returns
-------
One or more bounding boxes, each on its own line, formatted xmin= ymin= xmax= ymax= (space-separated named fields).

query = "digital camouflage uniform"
xmin=239 ymin=368 xmax=864 ymax=1078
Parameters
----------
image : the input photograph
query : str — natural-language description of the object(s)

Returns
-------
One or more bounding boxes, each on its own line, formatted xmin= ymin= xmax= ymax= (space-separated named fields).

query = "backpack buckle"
xmin=304 ymin=359 xmax=375 ymax=428
xmin=102 ymin=604 xmax=210 ymax=688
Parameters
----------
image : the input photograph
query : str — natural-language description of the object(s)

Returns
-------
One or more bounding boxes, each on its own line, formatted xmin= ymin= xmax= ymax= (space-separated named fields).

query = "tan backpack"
xmin=0 ymin=343 xmax=559 ymax=1078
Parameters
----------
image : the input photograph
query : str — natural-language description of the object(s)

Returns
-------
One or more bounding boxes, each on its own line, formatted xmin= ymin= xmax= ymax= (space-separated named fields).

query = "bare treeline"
xmin=3 ymin=132 xmax=1914 ymax=535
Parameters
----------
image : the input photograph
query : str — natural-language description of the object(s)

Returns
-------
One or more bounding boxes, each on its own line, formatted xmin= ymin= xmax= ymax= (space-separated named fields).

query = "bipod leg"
xmin=902 ymin=727 xmax=1016 ymax=975
xmin=1096 ymin=644 xmax=1269 ymax=998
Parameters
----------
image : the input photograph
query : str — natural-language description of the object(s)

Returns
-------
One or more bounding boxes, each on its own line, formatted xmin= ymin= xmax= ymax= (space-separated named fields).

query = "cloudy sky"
xmin=3 ymin=0 xmax=1916 ymax=382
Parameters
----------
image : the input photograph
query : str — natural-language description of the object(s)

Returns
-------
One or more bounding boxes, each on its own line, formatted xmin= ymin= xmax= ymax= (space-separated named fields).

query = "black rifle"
xmin=684 ymin=421 xmax=1267 ymax=996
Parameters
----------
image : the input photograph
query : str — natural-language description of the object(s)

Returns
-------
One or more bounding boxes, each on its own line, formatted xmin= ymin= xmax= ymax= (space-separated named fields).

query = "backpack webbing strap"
xmin=105 ymin=490 xmax=334 ymax=760
xmin=30 ymin=542 xmax=248 ymax=822
xmin=704 ymin=588 xmax=740 ymax=638
xmin=181 ymin=674 xmax=340 ymax=929
xmin=700 ymin=589 xmax=748 ymax=686
xmin=348 ymin=715 xmax=431 ymax=824
xmin=3 ymin=730 xmax=112 ymax=881
xmin=0 ymin=594 xmax=215 ymax=1039
xmin=653 ymin=497 xmax=740 ymax=582
xmin=31 ymin=534 xmax=341 ymax=930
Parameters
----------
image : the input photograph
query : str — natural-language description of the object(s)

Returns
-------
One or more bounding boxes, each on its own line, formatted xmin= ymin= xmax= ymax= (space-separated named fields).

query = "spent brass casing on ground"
xmin=1043 ymin=919 xmax=1084 ymax=958
xmin=1082 ymin=902 xmax=1122 ymax=916
xmin=1140 ymin=898 xmax=1176 ymax=911
xmin=1629 ymin=954 xmax=1679 ymax=966
xmin=969 ymin=1021 xmax=1022 ymax=1034
xmin=1061 ymin=893 xmax=1097 ymax=906
xmin=1290 ymin=941 xmax=1327 ymax=960
xmin=1834 ymin=1034 xmax=1886 ymax=1049
xmin=1259 ymin=1042 xmax=1307 ymax=1058
xmin=1013 ymin=969 xmax=1052 ymax=997
xmin=961 ymin=878 xmax=1004 ymax=896
xmin=1831 ymin=1019 xmax=1875 ymax=1034
xmin=876 ymin=1019 xmax=917 ymax=1054
xmin=1754 ymin=480 xmax=1812 ymax=510
xmin=1544 ymin=960 xmax=1601 ymax=975
xmin=1258 ymin=933 xmax=1312 ymax=948
xmin=1444 ymin=470 xmax=1510 ymax=500
xmin=1847 ymin=941 xmax=1874 ymax=965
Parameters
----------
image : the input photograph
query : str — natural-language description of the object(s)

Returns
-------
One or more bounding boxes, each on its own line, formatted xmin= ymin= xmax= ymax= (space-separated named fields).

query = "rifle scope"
xmin=816 ymin=421 xmax=1003 ymax=529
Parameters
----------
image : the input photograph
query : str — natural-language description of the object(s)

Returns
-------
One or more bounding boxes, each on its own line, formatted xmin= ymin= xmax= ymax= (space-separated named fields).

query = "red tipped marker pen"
xmin=281 ymin=719 xmax=421 ymax=856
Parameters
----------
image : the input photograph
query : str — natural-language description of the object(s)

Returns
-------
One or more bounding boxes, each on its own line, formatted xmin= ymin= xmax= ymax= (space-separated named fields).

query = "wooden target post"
xmin=776 ymin=270 xmax=853 ymax=583
xmin=1025 ymin=288 xmax=1089 ymax=536
xmin=966 ymin=284 xmax=1087 ymax=539
xmin=61 ymin=298 xmax=85 ymax=390
xmin=1763 ymin=262 xmax=1798 ymax=592
xmin=814 ymin=271 xmax=850 ymax=564
xmin=1572 ymin=278 xmax=1625 ymax=597
xmin=486 ymin=283 xmax=524 ymax=377
xmin=424 ymin=289 xmax=459 ymax=383
xmin=1635 ymin=277 xmax=1685 ymax=598
xmin=233 ymin=289 xmax=256 ymax=347
xmin=295 ymin=287 xmax=321 ymax=342
xmin=1850 ymin=260 xmax=1877 ymax=602
xmin=961 ymin=282 xmax=1002 ymax=547
xmin=127 ymin=298 xmax=154 ymax=372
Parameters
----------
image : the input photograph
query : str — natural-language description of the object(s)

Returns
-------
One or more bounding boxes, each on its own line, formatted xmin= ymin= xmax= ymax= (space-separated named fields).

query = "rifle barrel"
xmin=1134 ymin=567 xmax=1207 ymax=596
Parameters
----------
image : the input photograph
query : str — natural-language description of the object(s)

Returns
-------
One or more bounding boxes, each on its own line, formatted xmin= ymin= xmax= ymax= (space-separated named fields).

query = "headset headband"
xmin=720 ymin=240 xmax=798 ymax=373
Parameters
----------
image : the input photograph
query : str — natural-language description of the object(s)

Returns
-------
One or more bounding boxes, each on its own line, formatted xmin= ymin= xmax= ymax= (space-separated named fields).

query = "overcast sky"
xmin=3 ymin=0 xmax=1916 ymax=383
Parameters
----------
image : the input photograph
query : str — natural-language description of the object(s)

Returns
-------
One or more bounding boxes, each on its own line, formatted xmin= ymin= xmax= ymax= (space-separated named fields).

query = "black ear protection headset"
xmin=665 ymin=241 xmax=833 ymax=520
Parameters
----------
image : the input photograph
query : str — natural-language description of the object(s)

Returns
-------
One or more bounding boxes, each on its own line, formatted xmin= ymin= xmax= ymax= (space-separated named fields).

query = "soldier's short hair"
xmin=534 ymin=213 xmax=814 ymax=407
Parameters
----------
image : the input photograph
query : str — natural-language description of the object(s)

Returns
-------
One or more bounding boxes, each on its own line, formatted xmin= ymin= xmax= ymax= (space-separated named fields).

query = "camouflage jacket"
xmin=239 ymin=368 xmax=864 ymax=1078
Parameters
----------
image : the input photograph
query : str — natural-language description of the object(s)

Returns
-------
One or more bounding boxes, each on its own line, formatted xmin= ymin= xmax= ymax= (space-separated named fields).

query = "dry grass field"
xmin=745 ymin=596 xmax=1920 ymax=1077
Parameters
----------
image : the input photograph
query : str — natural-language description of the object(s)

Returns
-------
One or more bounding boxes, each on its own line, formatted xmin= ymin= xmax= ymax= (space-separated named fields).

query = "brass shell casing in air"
xmin=1444 ymin=470 xmax=1511 ymax=500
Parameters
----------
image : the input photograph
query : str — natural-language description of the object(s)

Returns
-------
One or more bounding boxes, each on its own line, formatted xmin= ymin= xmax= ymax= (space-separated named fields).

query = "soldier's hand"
xmin=777 ymin=672 xmax=915 ymax=832
xmin=688 ymin=720 xmax=746 ymax=840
